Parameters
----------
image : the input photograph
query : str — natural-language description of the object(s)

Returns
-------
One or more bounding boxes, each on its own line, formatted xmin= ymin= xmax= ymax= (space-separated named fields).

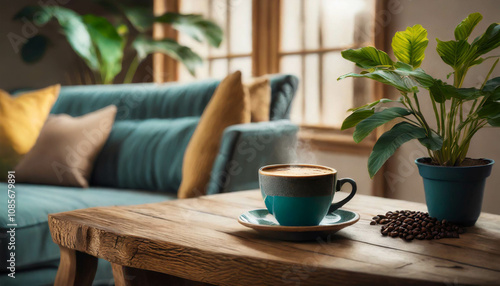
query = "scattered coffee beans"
xmin=370 ymin=210 xmax=465 ymax=241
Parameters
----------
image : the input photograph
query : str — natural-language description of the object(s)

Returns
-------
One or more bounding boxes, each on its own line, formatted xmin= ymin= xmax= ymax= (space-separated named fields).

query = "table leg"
xmin=54 ymin=246 xmax=98 ymax=286
xmin=111 ymin=263 xmax=211 ymax=286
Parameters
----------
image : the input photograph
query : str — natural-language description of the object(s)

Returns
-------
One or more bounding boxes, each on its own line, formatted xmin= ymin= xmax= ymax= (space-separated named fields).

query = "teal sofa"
xmin=0 ymin=75 xmax=299 ymax=285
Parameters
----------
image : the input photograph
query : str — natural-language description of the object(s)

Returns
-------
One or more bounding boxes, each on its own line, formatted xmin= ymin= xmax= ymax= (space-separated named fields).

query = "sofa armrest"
xmin=206 ymin=120 xmax=299 ymax=195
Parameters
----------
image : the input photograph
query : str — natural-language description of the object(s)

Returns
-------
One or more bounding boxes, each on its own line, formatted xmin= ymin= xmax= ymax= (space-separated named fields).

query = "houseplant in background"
xmin=338 ymin=13 xmax=500 ymax=226
xmin=14 ymin=1 xmax=222 ymax=84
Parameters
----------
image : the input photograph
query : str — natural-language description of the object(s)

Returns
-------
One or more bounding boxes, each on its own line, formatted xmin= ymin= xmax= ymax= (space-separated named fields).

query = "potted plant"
xmin=338 ymin=13 xmax=499 ymax=226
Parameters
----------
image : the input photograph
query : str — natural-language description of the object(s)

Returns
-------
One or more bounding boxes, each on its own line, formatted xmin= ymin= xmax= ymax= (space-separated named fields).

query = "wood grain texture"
xmin=54 ymin=246 xmax=97 ymax=286
xmin=49 ymin=191 xmax=500 ymax=286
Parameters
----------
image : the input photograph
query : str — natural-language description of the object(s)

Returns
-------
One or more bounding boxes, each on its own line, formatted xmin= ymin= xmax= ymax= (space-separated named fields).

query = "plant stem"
xmin=124 ymin=55 xmax=140 ymax=84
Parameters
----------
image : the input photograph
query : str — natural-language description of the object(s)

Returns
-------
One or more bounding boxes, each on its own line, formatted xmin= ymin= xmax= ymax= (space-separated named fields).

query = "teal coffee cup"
xmin=259 ymin=164 xmax=357 ymax=226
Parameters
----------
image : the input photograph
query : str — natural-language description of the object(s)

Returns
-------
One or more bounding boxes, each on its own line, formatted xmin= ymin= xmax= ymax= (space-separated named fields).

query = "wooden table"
xmin=49 ymin=190 xmax=500 ymax=286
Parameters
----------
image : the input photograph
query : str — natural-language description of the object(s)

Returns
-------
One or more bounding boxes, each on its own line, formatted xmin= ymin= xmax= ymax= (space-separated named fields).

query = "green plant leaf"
xmin=483 ymin=76 xmax=500 ymax=92
xmin=391 ymin=24 xmax=429 ymax=68
xmin=471 ymin=23 xmax=500 ymax=58
xmin=436 ymin=39 xmax=470 ymax=68
xmin=21 ymin=35 xmax=48 ymax=63
xmin=348 ymin=98 xmax=400 ymax=112
xmin=487 ymin=117 xmax=500 ymax=126
xmin=454 ymin=12 xmax=483 ymax=41
xmin=155 ymin=13 xmax=223 ymax=47
xmin=429 ymin=79 xmax=452 ymax=103
xmin=339 ymin=70 xmax=417 ymax=93
xmin=341 ymin=110 xmax=374 ymax=130
xmin=132 ymin=35 xmax=202 ymax=75
xmin=17 ymin=6 xmax=99 ymax=71
xmin=341 ymin=47 xmax=393 ymax=69
xmin=429 ymin=80 xmax=484 ymax=102
xmin=354 ymin=107 xmax=412 ymax=143
xmin=477 ymin=102 xmax=500 ymax=119
xmin=83 ymin=14 xmax=124 ymax=84
xmin=121 ymin=5 xmax=153 ymax=32
xmin=418 ymin=131 xmax=443 ymax=151
xmin=368 ymin=122 xmax=427 ymax=178
xmin=392 ymin=65 xmax=435 ymax=88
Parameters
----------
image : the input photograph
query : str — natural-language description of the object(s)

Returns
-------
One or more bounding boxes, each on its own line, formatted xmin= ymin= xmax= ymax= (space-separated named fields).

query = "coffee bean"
xmin=369 ymin=210 xmax=466 ymax=242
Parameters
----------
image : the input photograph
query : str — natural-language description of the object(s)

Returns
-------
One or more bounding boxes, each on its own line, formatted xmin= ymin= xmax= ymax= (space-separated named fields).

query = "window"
xmin=154 ymin=0 xmax=381 ymax=145
xmin=280 ymin=0 xmax=376 ymax=129
xmin=177 ymin=0 xmax=253 ymax=81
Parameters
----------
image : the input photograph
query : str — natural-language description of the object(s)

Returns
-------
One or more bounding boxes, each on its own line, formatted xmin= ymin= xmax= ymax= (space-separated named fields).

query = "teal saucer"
xmin=238 ymin=208 xmax=360 ymax=241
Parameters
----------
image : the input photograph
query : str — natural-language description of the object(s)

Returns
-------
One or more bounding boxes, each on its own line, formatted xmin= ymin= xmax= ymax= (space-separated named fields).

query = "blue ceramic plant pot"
xmin=415 ymin=157 xmax=494 ymax=226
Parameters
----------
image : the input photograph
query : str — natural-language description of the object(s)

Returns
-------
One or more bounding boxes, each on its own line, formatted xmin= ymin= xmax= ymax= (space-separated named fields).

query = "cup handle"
xmin=329 ymin=178 xmax=357 ymax=213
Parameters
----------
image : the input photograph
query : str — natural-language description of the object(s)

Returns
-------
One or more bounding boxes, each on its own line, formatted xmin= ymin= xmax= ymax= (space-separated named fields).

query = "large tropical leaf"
xmin=418 ymin=131 xmax=443 ymax=151
xmin=353 ymin=107 xmax=412 ymax=143
xmin=121 ymin=5 xmax=153 ymax=32
xmin=392 ymin=63 xmax=435 ymax=87
xmin=341 ymin=110 xmax=374 ymax=130
xmin=368 ymin=122 xmax=427 ymax=178
xmin=339 ymin=70 xmax=417 ymax=93
xmin=15 ymin=6 xmax=99 ymax=70
xmin=133 ymin=36 xmax=202 ymax=75
xmin=348 ymin=98 xmax=400 ymax=112
xmin=341 ymin=47 xmax=393 ymax=69
xmin=454 ymin=12 xmax=483 ymax=41
xmin=339 ymin=66 xmax=433 ymax=93
xmin=429 ymin=80 xmax=484 ymax=102
xmin=471 ymin=23 xmax=500 ymax=58
xmin=83 ymin=15 xmax=124 ymax=84
xmin=477 ymin=102 xmax=500 ymax=119
xmin=391 ymin=24 xmax=428 ymax=68
xmin=155 ymin=13 xmax=223 ymax=47
xmin=436 ymin=39 xmax=470 ymax=68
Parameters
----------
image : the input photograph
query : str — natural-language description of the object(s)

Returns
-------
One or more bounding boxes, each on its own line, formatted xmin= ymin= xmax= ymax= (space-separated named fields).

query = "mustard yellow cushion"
xmin=178 ymin=71 xmax=250 ymax=198
xmin=244 ymin=77 xmax=271 ymax=122
xmin=0 ymin=85 xmax=60 ymax=178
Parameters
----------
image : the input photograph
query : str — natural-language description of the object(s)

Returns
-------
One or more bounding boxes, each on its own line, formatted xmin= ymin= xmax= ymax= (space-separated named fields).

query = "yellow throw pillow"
xmin=0 ymin=85 xmax=60 ymax=178
xmin=244 ymin=77 xmax=271 ymax=122
xmin=178 ymin=71 xmax=251 ymax=198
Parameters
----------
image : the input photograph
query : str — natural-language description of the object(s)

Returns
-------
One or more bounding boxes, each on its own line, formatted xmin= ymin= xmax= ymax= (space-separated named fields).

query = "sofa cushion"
xmin=50 ymin=81 xmax=219 ymax=120
xmin=90 ymin=117 xmax=199 ymax=192
xmin=178 ymin=71 xmax=251 ymax=198
xmin=269 ymin=74 xmax=299 ymax=120
xmin=0 ymin=183 xmax=175 ymax=270
xmin=0 ymin=85 xmax=60 ymax=179
xmin=15 ymin=105 xmax=117 ymax=188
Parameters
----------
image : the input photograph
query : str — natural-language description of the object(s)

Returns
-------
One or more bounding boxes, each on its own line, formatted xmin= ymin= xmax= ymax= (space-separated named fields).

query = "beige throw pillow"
xmin=244 ymin=77 xmax=271 ymax=122
xmin=178 ymin=71 xmax=251 ymax=198
xmin=15 ymin=105 xmax=117 ymax=188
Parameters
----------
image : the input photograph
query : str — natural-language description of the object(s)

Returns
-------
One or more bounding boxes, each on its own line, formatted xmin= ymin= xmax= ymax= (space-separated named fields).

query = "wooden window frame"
xmin=154 ymin=0 xmax=387 ymax=196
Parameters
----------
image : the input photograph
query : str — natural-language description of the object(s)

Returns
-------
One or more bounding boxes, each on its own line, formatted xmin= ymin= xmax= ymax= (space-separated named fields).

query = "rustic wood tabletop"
xmin=49 ymin=190 xmax=500 ymax=286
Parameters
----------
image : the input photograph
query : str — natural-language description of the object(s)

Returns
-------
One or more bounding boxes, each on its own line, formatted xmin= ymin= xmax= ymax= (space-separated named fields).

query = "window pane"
xmin=210 ymin=59 xmax=229 ymax=79
xmin=281 ymin=0 xmax=302 ymax=52
xmin=322 ymin=52 xmax=355 ymax=128
xmin=281 ymin=55 xmax=303 ymax=123
xmin=209 ymin=0 xmax=228 ymax=57
xmin=229 ymin=57 xmax=252 ymax=80
xmin=229 ymin=0 xmax=252 ymax=54
xmin=304 ymin=0 xmax=320 ymax=50
xmin=304 ymin=54 xmax=320 ymax=125
xmin=178 ymin=61 xmax=210 ymax=82
xmin=321 ymin=0 xmax=372 ymax=48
